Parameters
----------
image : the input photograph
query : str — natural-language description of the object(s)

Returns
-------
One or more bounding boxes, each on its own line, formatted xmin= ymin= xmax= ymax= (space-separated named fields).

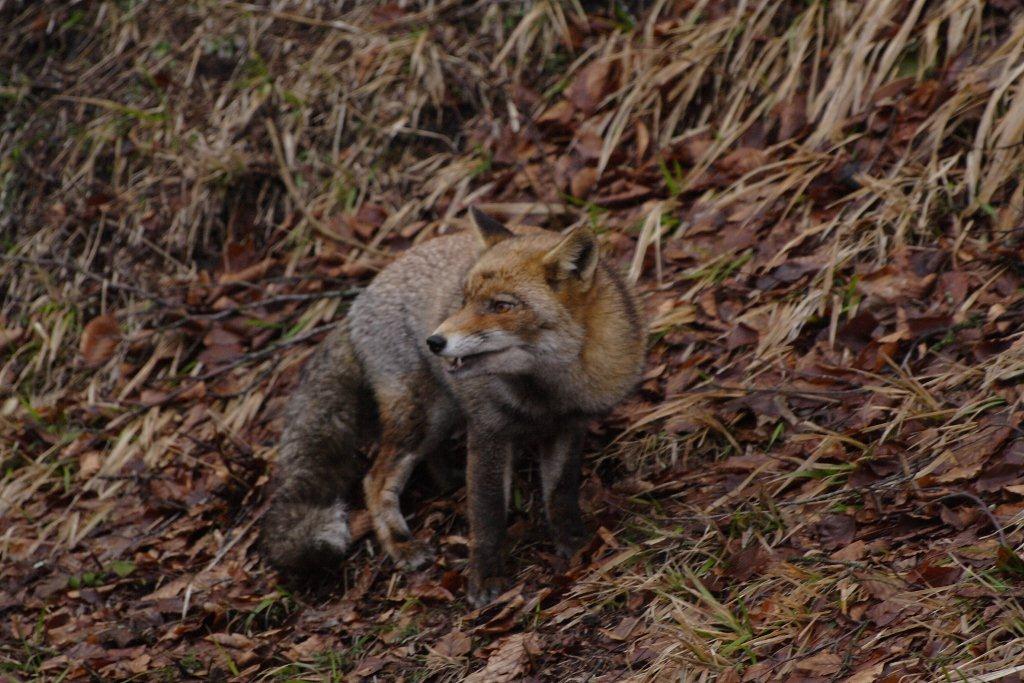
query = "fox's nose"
xmin=426 ymin=334 xmax=447 ymax=354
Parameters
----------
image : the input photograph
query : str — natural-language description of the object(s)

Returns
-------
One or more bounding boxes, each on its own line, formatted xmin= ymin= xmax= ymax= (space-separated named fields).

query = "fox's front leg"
xmin=466 ymin=430 xmax=514 ymax=607
xmin=540 ymin=427 xmax=587 ymax=558
xmin=363 ymin=387 xmax=450 ymax=569
xmin=364 ymin=444 xmax=431 ymax=568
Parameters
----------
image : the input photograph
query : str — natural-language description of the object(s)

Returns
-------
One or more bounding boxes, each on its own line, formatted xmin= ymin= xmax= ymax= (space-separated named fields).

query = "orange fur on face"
xmin=449 ymin=267 xmax=545 ymax=343
xmin=432 ymin=226 xmax=643 ymax=407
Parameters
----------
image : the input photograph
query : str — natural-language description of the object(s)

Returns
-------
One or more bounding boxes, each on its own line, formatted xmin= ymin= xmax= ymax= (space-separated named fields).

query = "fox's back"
xmin=346 ymin=232 xmax=479 ymax=395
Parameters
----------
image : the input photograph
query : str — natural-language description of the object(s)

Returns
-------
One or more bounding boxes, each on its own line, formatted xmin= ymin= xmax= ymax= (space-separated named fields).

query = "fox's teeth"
xmin=455 ymin=357 xmax=463 ymax=368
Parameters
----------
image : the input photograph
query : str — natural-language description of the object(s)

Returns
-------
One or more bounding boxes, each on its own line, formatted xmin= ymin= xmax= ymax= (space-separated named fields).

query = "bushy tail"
xmin=261 ymin=321 xmax=375 ymax=574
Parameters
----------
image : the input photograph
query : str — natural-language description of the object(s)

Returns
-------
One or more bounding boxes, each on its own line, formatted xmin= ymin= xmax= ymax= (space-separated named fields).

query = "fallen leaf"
xmin=286 ymin=634 xmax=324 ymax=661
xmin=207 ymin=632 xmax=255 ymax=649
xmin=566 ymin=60 xmax=615 ymax=114
xmin=725 ymin=545 xmax=769 ymax=582
xmin=977 ymin=462 xmax=1022 ymax=493
xmin=817 ymin=514 xmax=856 ymax=549
xmin=831 ymin=539 xmax=867 ymax=562
xmin=845 ymin=662 xmax=886 ymax=683
xmin=431 ymin=630 xmax=471 ymax=659
xmin=857 ymin=265 xmax=935 ymax=303
xmin=406 ymin=581 xmax=454 ymax=603
xmin=80 ymin=315 xmax=121 ymax=366
xmin=78 ymin=451 xmax=102 ymax=480
xmin=795 ymin=651 xmax=841 ymax=675
xmin=599 ymin=616 xmax=640 ymax=642
xmin=464 ymin=632 xmax=540 ymax=683
xmin=725 ymin=323 xmax=759 ymax=350
xmin=907 ymin=560 xmax=961 ymax=587
xmin=219 ymin=258 xmax=274 ymax=285
xmin=570 ymin=166 xmax=598 ymax=198
xmin=934 ymin=462 xmax=983 ymax=484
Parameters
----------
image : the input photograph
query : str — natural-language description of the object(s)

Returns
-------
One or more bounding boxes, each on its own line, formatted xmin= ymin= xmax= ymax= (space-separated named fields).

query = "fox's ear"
xmin=469 ymin=207 xmax=513 ymax=247
xmin=543 ymin=226 xmax=598 ymax=289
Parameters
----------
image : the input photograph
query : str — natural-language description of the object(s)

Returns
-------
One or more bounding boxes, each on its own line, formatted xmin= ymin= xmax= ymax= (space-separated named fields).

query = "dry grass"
xmin=4 ymin=0 xmax=1024 ymax=680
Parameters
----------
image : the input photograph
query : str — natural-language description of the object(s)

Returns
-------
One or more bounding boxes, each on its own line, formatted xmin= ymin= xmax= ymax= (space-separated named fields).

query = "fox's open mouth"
xmin=441 ymin=350 xmax=498 ymax=374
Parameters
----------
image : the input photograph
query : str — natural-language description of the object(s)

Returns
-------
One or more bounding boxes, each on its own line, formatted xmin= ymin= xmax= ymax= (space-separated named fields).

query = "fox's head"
xmin=426 ymin=208 xmax=601 ymax=380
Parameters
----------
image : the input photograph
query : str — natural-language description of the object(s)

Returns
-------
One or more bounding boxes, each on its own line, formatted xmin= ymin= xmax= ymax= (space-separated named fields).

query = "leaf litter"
xmin=4 ymin=0 xmax=1024 ymax=680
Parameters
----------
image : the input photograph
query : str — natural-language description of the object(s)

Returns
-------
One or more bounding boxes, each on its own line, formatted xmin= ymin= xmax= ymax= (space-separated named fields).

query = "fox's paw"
xmin=467 ymin=576 xmax=509 ymax=608
xmin=388 ymin=539 xmax=433 ymax=570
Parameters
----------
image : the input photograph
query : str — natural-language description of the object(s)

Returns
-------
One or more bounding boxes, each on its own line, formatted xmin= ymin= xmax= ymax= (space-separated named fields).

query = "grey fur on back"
xmin=347 ymin=233 xmax=480 ymax=397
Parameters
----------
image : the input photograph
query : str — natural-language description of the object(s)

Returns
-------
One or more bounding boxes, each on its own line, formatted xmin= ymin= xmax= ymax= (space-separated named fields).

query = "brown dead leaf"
xmin=343 ymin=203 xmax=388 ymax=240
xmin=817 ymin=514 xmax=856 ymax=550
xmin=139 ymin=389 xmax=170 ymax=406
xmin=350 ymin=655 xmax=386 ymax=678
xmin=635 ymin=120 xmax=650 ymax=160
xmin=536 ymin=100 xmax=575 ymax=126
xmin=776 ymin=99 xmax=807 ymax=140
xmin=406 ymin=581 xmax=454 ymax=603
xmin=207 ymin=632 xmax=255 ymax=650
xmin=845 ymin=662 xmax=886 ymax=683
xmin=865 ymin=599 xmax=904 ymax=627
xmin=718 ymin=147 xmax=768 ymax=176
xmin=80 ymin=315 xmax=121 ymax=366
xmin=475 ymin=590 xmax=526 ymax=635
xmin=570 ymin=166 xmax=598 ymax=198
xmin=857 ymin=265 xmax=935 ymax=303
xmin=123 ymin=654 xmax=152 ymax=675
xmin=566 ymin=60 xmax=616 ymax=114
xmin=725 ymin=323 xmax=759 ymax=350
xmin=219 ymin=257 xmax=274 ymax=285
xmin=286 ymin=634 xmax=325 ymax=661
xmin=199 ymin=325 xmax=245 ymax=366
xmin=907 ymin=560 xmax=962 ymax=588
xmin=725 ymin=545 xmax=770 ymax=582
xmin=933 ymin=462 xmax=983 ymax=484
xmin=837 ymin=311 xmax=880 ymax=351
xmin=78 ymin=451 xmax=102 ymax=480
xmin=599 ymin=616 xmax=640 ymax=642
xmin=431 ymin=630 xmax=472 ymax=659
xmin=464 ymin=632 xmax=540 ymax=683
xmin=795 ymin=651 xmax=841 ymax=675
xmin=977 ymin=462 xmax=1022 ymax=493
xmin=831 ymin=540 xmax=867 ymax=562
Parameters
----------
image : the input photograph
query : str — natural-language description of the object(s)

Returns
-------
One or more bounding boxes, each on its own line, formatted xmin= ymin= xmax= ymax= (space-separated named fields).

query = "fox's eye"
xmin=489 ymin=298 xmax=516 ymax=313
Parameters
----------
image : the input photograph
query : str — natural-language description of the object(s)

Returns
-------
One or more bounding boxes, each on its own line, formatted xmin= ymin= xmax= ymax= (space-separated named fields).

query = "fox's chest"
xmin=454 ymin=375 xmax=593 ymax=437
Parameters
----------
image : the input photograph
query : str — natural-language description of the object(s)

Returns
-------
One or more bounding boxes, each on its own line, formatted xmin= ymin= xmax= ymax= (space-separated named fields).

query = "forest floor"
xmin=4 ymin=1 xmax=1024 ymax=681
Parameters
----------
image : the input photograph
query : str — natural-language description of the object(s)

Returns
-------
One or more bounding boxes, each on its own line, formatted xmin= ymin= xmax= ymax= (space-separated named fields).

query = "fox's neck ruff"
xmin=548 ymin=265 xmax=644 ymax=414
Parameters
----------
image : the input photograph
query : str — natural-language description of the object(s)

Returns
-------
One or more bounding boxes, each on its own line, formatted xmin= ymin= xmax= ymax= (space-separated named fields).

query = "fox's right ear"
xmin=469 ymin=207 xmax=513 ymax=247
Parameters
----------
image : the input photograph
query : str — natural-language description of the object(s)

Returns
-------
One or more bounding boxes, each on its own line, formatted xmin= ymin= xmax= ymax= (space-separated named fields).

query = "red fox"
xmin=262 ymin=208 xmax=645 ymax=605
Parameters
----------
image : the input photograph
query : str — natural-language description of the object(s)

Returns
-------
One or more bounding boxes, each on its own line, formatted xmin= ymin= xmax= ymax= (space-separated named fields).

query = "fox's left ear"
xmin=543 ymin=227 xmax=599 ymax=290
xmin=469 ymin=206 xmax=514 ymax=247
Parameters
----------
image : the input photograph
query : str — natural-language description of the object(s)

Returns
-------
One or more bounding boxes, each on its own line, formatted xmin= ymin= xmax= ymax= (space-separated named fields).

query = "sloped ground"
xmin=4 ymin=0 xmax=1024 ymax=680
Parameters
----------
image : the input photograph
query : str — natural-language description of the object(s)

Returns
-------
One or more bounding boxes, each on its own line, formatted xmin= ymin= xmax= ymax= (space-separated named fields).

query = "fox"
xmin=261 ymin=207 xmax=645 ymax=606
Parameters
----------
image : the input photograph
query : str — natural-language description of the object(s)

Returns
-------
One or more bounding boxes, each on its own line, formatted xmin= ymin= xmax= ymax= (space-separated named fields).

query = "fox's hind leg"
xmin=363 ymin=381 xmax=455 ymax=568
